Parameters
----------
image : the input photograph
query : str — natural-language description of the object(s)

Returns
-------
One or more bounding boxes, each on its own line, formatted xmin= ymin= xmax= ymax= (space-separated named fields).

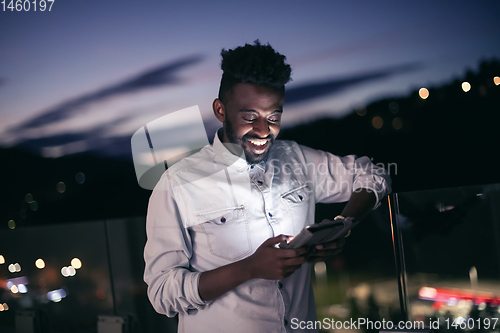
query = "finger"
xmin=279 ymin=248 xmax=308 ymax=258
xmin=279 ymin=235 xmax=298 ymax=248
xmin=293 ymin=247 xmax=309 ymax=256
xmin=284 ymin=256 xmax=307 ymax=266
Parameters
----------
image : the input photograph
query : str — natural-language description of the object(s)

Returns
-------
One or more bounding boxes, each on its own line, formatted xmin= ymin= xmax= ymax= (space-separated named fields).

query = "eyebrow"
xmin=239 ymin=109 xmax=283 ymax=114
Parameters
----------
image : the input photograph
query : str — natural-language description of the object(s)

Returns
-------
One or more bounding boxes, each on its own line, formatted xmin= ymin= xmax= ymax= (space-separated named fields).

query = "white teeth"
xmin=249 ymin=140 xmax=266 ymax=146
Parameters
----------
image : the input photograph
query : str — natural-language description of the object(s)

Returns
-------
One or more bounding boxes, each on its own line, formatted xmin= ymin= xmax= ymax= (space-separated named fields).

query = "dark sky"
xmin=1 ymin=0 xmax=499 ymax=155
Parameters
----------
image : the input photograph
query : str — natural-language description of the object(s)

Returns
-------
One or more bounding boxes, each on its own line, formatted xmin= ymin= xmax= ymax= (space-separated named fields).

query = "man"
xmin=144 ymin=40 xmax=391 ymax=333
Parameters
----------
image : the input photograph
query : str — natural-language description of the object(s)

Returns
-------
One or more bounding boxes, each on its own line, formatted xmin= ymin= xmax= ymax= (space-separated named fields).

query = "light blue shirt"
xmin=144 ymin=130 xmax=391 ymax=333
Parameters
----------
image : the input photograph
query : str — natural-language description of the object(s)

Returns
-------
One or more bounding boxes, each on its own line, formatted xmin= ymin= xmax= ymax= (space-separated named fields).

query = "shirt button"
xmin=284 ymin=319 xmax=288 ymax=326
xmin=278 ymin=282 xmax=283 ymax=288
xmin=257 ymin=180 xmax=263 ymax=185
xmin=268 ymin=212 xmax=273 ymax=217
xmin=250 ymin=165 xmax=254 ymax=169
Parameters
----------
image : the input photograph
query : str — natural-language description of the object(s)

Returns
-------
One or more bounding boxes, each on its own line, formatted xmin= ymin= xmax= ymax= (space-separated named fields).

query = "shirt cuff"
xmin=352 ymin=176 xmax=387 ymax=210
xmin=188 ymin=271 xmax=214 ymax=307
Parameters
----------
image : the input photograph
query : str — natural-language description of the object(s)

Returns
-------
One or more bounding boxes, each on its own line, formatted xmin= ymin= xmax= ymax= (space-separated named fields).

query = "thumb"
xmin=264 ymin=234 xmax=287 ymax=246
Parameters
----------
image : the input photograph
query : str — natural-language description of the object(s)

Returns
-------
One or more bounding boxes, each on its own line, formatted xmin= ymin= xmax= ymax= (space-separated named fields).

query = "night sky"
xmin=1 ymin=0 xmax=499 ymax=156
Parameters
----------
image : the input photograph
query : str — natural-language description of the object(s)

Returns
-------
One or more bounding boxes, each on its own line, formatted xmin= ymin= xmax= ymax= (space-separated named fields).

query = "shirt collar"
xmin=251 ymin=160 xmax=266 ymax=172
xmin=212 ymin=128 xmax=248 ymax=172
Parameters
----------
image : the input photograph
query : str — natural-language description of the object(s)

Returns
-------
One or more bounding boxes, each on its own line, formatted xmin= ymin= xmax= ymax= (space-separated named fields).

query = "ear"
xmin=212 ymin=99 xmax=225 ymax=123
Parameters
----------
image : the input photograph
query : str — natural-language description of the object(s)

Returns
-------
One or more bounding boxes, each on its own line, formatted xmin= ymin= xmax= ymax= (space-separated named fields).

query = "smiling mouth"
xmin=248 ymin=139 xmax=268 ymax=146
xmin=246 ymin=138 xmax=270 ymax=154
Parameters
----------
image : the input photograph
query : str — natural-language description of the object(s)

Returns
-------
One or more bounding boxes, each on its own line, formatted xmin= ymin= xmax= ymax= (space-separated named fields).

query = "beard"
xmin=224 ymin=119 xmax=275 ymax=165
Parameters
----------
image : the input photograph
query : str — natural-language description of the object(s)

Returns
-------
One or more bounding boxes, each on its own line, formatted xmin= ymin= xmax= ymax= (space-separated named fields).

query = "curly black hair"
xmin=218 ymin=40 xmax=292 ymax=103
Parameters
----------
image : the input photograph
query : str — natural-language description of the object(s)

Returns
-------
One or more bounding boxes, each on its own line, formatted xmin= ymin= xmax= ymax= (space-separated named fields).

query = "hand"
xmin=244 ymin=234 xmax=308 ymax=280
xmin=307 ymin=237 xmax=346 ymax=263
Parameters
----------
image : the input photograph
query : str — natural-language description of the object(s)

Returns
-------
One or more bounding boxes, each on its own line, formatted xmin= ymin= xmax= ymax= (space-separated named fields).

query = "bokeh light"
xmin=30 ymin=201 xmax=38 ymax=211
xmin=19 ymin=209 xmax=27 ymax=219
xmin=392 ymin=118 xmax=403 ymax=130
xmin=68 ymin=266 xmax=76 ymax=276
xmin=35 ymin=258 xmax=45 ymax=269
xmin=18 ymin=284 xmax=27 ymax=293
xmin=8 ymin=220 xmax=16 ymax=229
xmin=75 ymin=172 xmax=86 ymax=184
xmin=25 ymin=193 xmax=33 ymax=203
xmin=57 ymin=182 xmax=66 ymax=193
xmin=314 ymin=262 xmax=327 ymax=286
xmin=419 ymin=286 xmax=437 ymax=299
xmin=0 ymin=255 xmax=4 ymax=264
xmin=494 ymin=76 xmax=500 ymax=86
xmin=314 ymin=262 xmax=327 ymax=275
xmin=372 ymin=116 xmax=383 ymax=129
xmin=355 ymin=107 xmax=367 ymax=116
xmin=61 ymin=267 xmax=69 ymax=277
xmin=47 ymin=289 xmax=67 ymax=302
xmin=8 ymin=263 xmax=21 ymax=273
xmin=462 ymin=81 xmax=471 ymax=92
xmin=71 ymin=258 xmax=82 ymax=269
xmin=419 ymin=87 xmax=429 ymax=99
xmin=10 ymin=285 xmax=18 ymax=293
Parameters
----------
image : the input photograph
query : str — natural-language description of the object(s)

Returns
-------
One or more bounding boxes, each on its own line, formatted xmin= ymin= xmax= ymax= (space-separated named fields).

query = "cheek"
xmin=232 ymin=126 xmax=253 ymax=141
xmin=271 ymin=125 xmax=281 ymax=137
xmin=237 ymin=123 xmax=254 ymax=136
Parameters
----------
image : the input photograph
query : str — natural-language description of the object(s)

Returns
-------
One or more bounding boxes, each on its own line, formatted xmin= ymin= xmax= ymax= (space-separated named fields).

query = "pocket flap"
xmin=197 ymin=206 xmax=245 ymax=225
xmin=281 ymin=184 xmax=310 ymax=204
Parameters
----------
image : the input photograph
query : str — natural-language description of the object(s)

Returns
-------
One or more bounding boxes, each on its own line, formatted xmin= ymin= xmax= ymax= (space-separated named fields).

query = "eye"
xmin=243 ymin=117 xmax=257 ymax=122
xmin=268 ymin=116 xmax=281 ymax=123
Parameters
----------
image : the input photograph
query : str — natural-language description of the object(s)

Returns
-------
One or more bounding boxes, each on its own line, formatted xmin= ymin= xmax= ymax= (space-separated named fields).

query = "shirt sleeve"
xmin=143 ymin=173 xmax=212 ymax=317
xmin=298 ymin=143 xmax=392 ymax=209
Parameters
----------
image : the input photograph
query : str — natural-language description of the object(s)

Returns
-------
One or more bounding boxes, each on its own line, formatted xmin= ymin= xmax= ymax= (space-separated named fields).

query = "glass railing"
xmin=390 ymin=183 xmax=500 ymax=332
xmin=0 ymin=218 xmax=176 ymax=333
xmin=312 ymin=200 xmax=402 ymax=332
xmin=2 ymin=183 xmax=499 ymax=332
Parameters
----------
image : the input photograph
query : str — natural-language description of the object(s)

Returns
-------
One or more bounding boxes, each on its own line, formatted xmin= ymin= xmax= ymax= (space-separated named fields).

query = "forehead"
xmin=226 ymin=83 xmax=284 ymax=112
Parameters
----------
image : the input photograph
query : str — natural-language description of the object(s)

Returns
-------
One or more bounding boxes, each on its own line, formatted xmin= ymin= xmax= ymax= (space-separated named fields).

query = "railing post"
xmin=388 ymin=193 xmax=409 ymax=321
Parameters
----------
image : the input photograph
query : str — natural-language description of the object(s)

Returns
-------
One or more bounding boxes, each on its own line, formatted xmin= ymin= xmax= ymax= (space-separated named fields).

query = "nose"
xmin=253 ymin=118 xmax=270 ymax=138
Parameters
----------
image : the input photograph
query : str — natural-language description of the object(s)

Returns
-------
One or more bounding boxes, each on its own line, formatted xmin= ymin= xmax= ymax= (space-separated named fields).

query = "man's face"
xmin=214 ymin=83 xmax=284 ymax=165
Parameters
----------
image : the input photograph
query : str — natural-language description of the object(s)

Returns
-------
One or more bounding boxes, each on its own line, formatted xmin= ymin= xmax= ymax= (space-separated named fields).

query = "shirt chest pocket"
xmin=196 ymin=206 xmax=251 ymax=262
xmin=281 ymin=184 xmax=310 ymax=206
xmin=281 ymin=184 xmax=311 ymax=234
